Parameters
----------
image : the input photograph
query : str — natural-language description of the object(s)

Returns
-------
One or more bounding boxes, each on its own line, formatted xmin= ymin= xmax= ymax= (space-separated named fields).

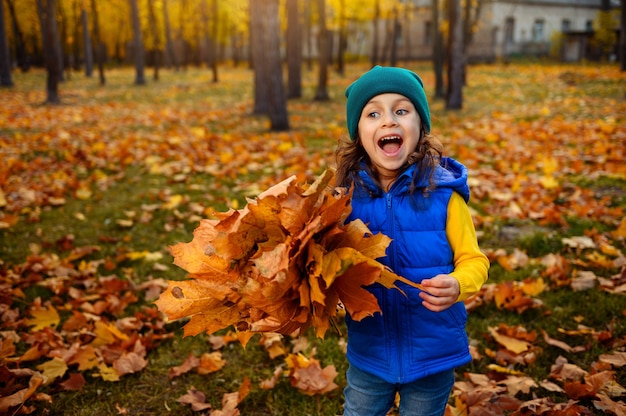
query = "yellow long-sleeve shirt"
xmin=446 ymin=192 xmax=490 ymax=301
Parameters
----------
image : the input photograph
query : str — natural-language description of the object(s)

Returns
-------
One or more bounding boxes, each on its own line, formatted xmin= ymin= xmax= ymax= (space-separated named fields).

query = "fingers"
xmin=419 ymin=291 xmax=456 ymax=312
xmin=419 ymin=275 xmax=460 ymax=312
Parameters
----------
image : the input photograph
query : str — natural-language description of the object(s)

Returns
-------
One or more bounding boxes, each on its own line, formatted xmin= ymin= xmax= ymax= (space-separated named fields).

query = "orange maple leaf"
xmin=156 ymin=170 xmax=423 ymax=339
xmin=285 ymin=352 xmax=338 ymax=396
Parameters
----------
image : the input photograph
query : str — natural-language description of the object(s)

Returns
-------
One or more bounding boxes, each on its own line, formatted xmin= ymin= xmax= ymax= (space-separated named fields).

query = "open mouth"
xmin=378 ymin=135 xmax=403 ymax=154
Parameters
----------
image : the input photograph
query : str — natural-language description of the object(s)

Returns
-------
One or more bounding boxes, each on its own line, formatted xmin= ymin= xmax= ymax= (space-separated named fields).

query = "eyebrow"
xmin=365 ymin=96 xmax=412 ymax=106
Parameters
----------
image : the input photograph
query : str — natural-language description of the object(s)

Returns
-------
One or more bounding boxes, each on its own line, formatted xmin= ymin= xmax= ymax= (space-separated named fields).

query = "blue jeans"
xmin=343 ymin=365 xmax=454 ymax=416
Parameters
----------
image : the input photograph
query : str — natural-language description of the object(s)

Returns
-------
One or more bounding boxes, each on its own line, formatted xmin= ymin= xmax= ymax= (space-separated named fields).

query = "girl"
xmin=335 ymin=66 xmax=490 ymax=416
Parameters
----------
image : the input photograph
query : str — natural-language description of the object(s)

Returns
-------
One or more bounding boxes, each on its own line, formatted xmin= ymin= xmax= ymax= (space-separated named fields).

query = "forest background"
xmin=1 ymin=0 xmax=626 ymax=415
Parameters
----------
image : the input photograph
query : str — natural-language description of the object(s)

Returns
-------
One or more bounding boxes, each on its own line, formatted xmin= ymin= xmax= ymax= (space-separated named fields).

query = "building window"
xmin=561 ymin=19 xmax=571 ymax=33
xmin=424 ymin=21 xmax=432 ymax=46
xmin=532 ymin=19 xmax=545 ymax=41
xmin=585 ymin=20 xmax=593 ymax=31
xmin=505 ymin=17 xmax=515 ymax=43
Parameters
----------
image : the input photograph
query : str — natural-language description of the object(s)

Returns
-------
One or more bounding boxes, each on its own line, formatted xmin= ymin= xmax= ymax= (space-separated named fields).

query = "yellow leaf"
xmin=197 ymin=351 xmax=226 ymax=374
xmin=539 ymin=175 xmax=559 ymax=189
xmin=488 ymin=326 xmax=532 ymax=354
xmin=521 ymin=278 xmax=547 ymax=296
xmin=126 ymin=250 xmax=163 ymax=262
xmin=94 ymin=364 xmax=120 ymax=382
xmin=25 ymin=305 xmax=60 ymax=331
xmin=611 ymin=217 xmax=626 ymax=240
xmin=37 ymin=357 xmax=68 ymax=385
xmin=90 ymin=321 xmax=129 ymax=347
xmin=486 ymin=364 xmax=526 ymax=375
xmin=75 ymin=186 xmax=92 ymax=200
xmin=162 ymin=194 xmax=183 ymax=210
xmin=190 ymin=127 xmax=205 ymax=139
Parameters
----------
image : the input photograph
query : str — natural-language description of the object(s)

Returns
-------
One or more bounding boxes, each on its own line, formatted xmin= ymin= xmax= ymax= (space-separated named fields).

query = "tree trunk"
xmin=390 ymin=6 xmax=400 ymax=67
xmin=403 ymin=1 xmax=411 ymax=65
xmin=336 ymin=0 xmax=347 ymax=75
xmin=371 ymin=0 xmax=380 ymax=66
xmin=6 ymin=0 xmax=29 ymax=72
xmin=462 ymin=0 xmax=482 ymax=84
xmin=54 ymin=0 xmax=65 ymax=81
xmin=37 ymin=0 xmax=61 ymax=103
xmin=230 ymin=24 xmax=241 ymax=67
xmin=71 ymin=0 xmax=82 ymax=71
xmin=210 ymin=0 xmax=218 ymax=82
xmin=201 ymin=0 xmax=210 ymax=70
xmin=81 ymin=2 xmax=93 ymax=77
xmin=314 ymin=0 xmax=329 ymax=101
xmin=304 ymin=0 xmax=312 ymax=70
xmin=262 ymin=0 xmax=289 ymax=130
xmin=0 ymin=0 xmax=13 ymax=87
xmin=249 ymin=0 xmax=269 ymax=114
xmin=162 ymin=0 xmax=176 ymax=69
xmin=90 ymin=0 xmax=105 ymax=85
xmin=286 ymin=0 xmax=302 ymax=98
xmin=147 ymin=0 xmax=161 ymax=81
xmin=619 ymin=0 xmax=626 ymax=71
xmin=446 ymin=0 xmax=463 ymax=109
xmin=129 ymin=0 xmax=146 ymax=85
xmin=432 ymin=0 xmax=445 ymax=98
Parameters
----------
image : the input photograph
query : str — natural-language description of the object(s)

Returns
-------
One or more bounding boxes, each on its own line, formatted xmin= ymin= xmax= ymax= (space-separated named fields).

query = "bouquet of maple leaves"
xmin=156 ymin=170 xmax=421 ymax=341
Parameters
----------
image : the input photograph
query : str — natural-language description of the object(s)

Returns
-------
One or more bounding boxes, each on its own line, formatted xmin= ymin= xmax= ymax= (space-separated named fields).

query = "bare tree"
xmin=432 ymin=0 xmax=445 ymax=98
xmin=209 ymin=0 xmax=218 ymax=82
xmin=56 ymin=0 xmax=68 ymax=80
xmin=389 ymin=5 xmax=400 ymax=66
xmin=81 ymin=1 xmax=93 ymax=77
xmin=314 ymin=0 xmax=329 ymax=101
xmin=250 ymin=0 xmax=289 ymax=130
xmin=0 ymin=0 xmax=13 ymax=87
xmin=200 ymin=0 xmax=218 ymax=82
xmin=37 ymin=0 xmax=61 ymax=103
xmin=303 ymin=0 xmax=312 ymax=70
xmin=249 ymin=0 xmax=269 ymax=114
xmin=403 ymin=1 xmax=411 ymax=65
xmin=147 ymin=0 xmax=161 ymax=81
xmin=6 ymin=0 xmax=29 ymax=72
xmin=336 ymin=0 xmax=347 ymax=75
xmin=90 ymin=0 xmax=105 ymax=85
xmin=446 ymin=0 xmax=463 ymax=109
xmin=162 ymin=0 xmax=177 ymax=69
xmin=286 ymin=0 xmax=302 ymax=98
xmin=264 ymin=0 xmax=289 ymax=130
xmin=129 ymin=0 xmax=146 ymax=85
xmin=371 ymin=0 xmax=380 ymax=66
xmin=621 ymin=0 xmax=626 ymax=71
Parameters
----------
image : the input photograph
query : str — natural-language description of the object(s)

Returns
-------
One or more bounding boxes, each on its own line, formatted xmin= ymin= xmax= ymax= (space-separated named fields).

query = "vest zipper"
xmin=385 ymin=190 xmax=403 ymax=382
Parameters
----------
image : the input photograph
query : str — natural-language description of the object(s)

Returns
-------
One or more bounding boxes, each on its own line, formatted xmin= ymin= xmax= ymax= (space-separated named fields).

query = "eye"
xmin=367 ymin=111 xmax=380 ymax=118
xmin=395 ymin=108 xmax=409 ymax=116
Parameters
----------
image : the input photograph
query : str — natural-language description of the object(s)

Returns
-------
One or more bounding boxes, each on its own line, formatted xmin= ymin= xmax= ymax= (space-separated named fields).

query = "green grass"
xmin=1 ymin=61 xmax=625 ymax=415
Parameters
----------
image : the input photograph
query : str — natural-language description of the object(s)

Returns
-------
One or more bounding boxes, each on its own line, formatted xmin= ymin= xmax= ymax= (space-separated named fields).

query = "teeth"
xmin=380 ymin=136 xmax=401 ymax=143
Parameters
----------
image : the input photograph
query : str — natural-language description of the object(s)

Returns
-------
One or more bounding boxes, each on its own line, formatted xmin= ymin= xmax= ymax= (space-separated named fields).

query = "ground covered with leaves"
xmin=1 ymin=62 xmax=625 ymax=415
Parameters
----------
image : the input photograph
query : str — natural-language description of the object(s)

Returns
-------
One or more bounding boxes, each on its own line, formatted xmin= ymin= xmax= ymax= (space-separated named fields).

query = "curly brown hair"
xmin=334 ymin=125 xmax=443 ymax=195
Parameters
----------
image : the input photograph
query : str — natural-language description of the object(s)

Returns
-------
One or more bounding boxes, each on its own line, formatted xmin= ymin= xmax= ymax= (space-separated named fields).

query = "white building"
xmin=471 ymin=0 xmax=610 ymax=61
xmin=346 ymin=0 xmax=620 ymax=62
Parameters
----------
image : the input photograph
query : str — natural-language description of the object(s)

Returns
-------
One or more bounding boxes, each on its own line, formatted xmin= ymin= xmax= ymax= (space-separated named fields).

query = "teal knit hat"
xmin=345 ymin=66 xmax=431 ymax=140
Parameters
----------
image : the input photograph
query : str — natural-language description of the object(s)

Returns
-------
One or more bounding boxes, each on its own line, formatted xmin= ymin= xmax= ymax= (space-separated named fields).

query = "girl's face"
xmin=357 ymin=93 xmax=421 ymax=188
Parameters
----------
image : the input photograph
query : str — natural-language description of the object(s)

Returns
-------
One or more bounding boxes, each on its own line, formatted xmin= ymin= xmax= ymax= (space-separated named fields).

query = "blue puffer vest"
xmin=345 ymin=157 xmax=472 ymax=384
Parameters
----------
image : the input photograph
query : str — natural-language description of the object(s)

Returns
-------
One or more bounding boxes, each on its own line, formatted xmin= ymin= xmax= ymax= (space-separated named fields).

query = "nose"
xmin=381 ymin=112 xmax=398 ymax=128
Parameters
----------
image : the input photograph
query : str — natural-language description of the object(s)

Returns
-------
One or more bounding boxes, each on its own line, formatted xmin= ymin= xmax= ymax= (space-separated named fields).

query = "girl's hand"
xmin=419 ymin=274 xmax=460 ymax=312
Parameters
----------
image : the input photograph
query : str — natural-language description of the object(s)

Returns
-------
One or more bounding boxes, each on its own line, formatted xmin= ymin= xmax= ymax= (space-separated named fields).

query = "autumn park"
xmin=1 ymin=0 xmax=626 ymax=415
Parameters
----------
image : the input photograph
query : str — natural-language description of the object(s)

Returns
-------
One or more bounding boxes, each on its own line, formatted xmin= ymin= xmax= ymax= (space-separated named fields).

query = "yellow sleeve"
xmin=447 ymin=192 xmax=490 ymax=302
